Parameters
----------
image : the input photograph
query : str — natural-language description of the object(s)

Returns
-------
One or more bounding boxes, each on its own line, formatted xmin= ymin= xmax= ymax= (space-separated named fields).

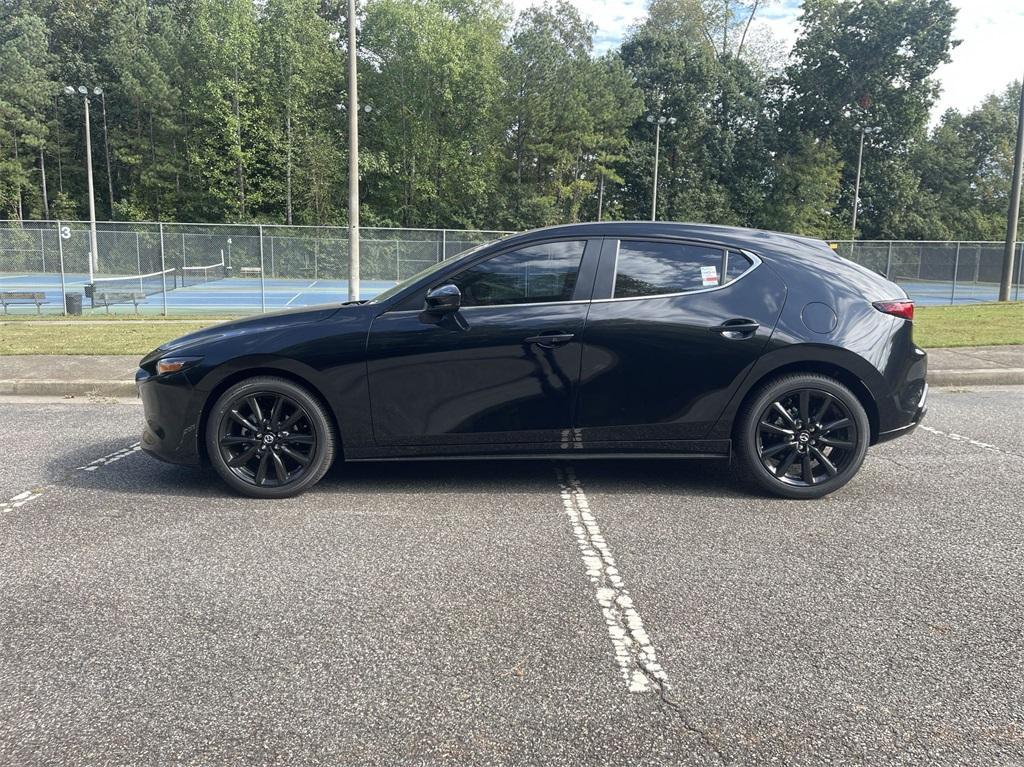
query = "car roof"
xmin=501 ymin=221 xmax=830 ymax=258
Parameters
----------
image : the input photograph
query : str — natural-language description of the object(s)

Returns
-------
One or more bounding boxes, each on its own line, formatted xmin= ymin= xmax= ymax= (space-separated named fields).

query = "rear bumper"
xmin=136 ymin=368 xmax=203 ymax=465
xmin=876 ymin=382 xmax=927 ymax=443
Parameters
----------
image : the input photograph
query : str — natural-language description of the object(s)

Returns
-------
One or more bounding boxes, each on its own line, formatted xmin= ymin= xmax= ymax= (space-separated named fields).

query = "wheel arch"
xmin=196 ymin=363 xmax=344 ymax=464
xmin=720 ymin=347 xmax=884 ymax=445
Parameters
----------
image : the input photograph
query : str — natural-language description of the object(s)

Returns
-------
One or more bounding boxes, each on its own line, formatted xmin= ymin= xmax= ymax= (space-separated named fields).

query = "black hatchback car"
xmin=137 ymin=222 xmax=927 ymax=500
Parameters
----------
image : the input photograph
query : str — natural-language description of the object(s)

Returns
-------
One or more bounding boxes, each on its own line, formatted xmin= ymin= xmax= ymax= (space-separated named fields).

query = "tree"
xmin=0 ymin=8 xmax=56 ymax=219
xmin=783 ymin=0 xmax=957 ymax=237
xmin=360 ymin=0 xmax=507 ymax=228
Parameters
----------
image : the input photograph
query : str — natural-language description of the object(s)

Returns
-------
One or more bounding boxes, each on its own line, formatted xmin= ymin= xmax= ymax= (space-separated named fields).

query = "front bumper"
xmin=136 ymin=367 xmax=204 ymax=465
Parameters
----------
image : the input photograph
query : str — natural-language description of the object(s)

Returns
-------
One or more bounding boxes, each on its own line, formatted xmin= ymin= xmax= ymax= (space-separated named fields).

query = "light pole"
xmin=851 ymin=123 xmax=881 ymax=237
xmin=646 ymin=113 xmax=676 ymax=221
xmin=336 ymin=97 xmax=373 ymax=300
xmin=346 ymin=0 xmax=360 ymax=302
xmin=999 ymin=78 xmax=1024 ymax=302
xmin=64 ymin=85 xmax=102 ymax=283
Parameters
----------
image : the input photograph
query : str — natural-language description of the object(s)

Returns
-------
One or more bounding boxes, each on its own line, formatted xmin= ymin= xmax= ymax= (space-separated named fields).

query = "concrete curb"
xmin=1 ymin=370 xmax=1021 ymax=399
xmin=0 ymin=380 xmax=138 ymax=398
xmin=927 ymin=369 xmax=1024 ymax=387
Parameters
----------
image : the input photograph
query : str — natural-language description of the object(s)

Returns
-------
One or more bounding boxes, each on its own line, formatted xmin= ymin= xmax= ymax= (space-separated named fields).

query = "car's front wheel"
xmin=205 ymin=376 xmax=336 ymax=498
xmin=736 ymin=373 xmax=870 ymax=499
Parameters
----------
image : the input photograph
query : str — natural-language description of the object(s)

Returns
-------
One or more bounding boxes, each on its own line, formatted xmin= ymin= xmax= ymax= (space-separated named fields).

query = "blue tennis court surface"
xmin=0 ymin=272 xmax=1020 ymax=315
xmin=0 ymin=273 xmax=394 ymax=314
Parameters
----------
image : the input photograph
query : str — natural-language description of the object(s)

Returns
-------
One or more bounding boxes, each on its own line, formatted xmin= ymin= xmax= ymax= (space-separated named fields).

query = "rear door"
xmin=575 ymin=237 xmax=786 ymax=442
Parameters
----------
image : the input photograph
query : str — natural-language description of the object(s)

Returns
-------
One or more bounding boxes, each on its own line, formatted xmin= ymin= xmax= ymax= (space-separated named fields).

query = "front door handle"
xmin=524 ymin=333 xmax=575 ymax=348
xmin=709 ymin=319 xmax=760 ymax=338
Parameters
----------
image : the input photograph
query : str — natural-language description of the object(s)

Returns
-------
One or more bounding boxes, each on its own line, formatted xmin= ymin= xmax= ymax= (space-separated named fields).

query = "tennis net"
xmin=89 ymin=268 xmax=177 ymax=305
xmin=180 ymin=260 xmax=227 ymax=287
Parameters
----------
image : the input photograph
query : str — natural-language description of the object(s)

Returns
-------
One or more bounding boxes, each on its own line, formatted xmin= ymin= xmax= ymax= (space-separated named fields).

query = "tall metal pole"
xmin=100 ymin=90 xmax=115 ymax=218
xmin=597 ymin=174 xmax=605 ymax=222
xmin=346 ymin=0 xmax=360 ymax=302
xmin=999 ymin=79 xmax=1024 ymax=302
xmin=651 ymin=122 xmax=661 ymax=222
xmin=852 ymin=126 xmax=865 ymax=238
xmin=83 ymin=93 xmax=100 ymax=282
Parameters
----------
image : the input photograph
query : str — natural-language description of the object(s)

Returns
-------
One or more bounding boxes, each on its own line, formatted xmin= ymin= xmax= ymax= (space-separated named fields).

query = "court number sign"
xmin=60 ymin=226 xmax=71 ymax=240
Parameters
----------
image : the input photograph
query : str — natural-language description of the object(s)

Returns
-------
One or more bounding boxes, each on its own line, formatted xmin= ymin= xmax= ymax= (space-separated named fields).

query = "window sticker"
xmin=700 ymin=265 xmax=719 ymax=287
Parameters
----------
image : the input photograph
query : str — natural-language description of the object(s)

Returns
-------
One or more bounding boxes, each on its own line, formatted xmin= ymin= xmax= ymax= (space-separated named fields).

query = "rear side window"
xmin=449 ymin=240 xmax=586 ymax=307
xmin=613 ymin=241 xmax=753 ymax=298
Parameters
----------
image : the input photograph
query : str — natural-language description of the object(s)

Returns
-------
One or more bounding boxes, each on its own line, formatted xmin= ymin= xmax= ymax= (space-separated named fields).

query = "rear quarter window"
xmin=613 ymin=241 xmax=754 ymax=298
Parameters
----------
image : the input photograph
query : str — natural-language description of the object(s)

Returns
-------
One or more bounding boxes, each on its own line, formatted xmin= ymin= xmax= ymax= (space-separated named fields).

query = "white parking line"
xmin=919 ymin=425 xmax=1022 ymax=458
xmin=76 ymin=442 xmax=142 ymax=471
xmin=556 ymin=465 xmax=668 ymax=694
xmin=2 ymin=442 xmax=143 ymax=516
xmin=0 ymin=489 xmax=44 ymax=514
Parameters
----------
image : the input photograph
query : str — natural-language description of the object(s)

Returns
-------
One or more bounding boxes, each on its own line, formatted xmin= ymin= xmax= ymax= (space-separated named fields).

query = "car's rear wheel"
xmin=736 ymin=373 xmax=869 ymax=499
xmin=206 ymin=376 xmax=336 ymax=498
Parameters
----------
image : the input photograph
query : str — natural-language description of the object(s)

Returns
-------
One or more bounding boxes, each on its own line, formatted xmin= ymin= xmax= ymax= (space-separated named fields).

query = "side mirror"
xmin=425 ymin=284 xmax=461 ymax=314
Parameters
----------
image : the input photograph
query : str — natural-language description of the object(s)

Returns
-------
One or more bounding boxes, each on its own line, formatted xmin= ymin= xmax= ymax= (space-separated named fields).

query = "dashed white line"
xmin=76 ymin=442 xmax=142 ymax=471
xmin=2 ymin=442 xmax=142 ymax=515
xmin=919 ymin=425 xmax=1022 ymax=458
xmin=556 ymin=465 xmax=668 ymax=694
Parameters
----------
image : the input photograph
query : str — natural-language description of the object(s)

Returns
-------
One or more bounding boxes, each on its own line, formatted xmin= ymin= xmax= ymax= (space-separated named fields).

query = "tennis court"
xmin=0 ymin=269 xmax=1017 ymax=316
xmin=0 ymin=271 xmax=394 ymax=315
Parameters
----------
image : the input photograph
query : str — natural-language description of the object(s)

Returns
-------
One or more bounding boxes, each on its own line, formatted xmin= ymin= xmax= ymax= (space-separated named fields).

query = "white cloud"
xmin=508 ymin=0 xmax=1024 ymax=116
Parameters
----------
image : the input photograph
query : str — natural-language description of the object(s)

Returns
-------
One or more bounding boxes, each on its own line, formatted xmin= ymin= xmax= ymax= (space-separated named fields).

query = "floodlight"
xmin=93 ymin=87 xmax=103 ymax=95
xmin=646 ymin=115 xmax=655 ymax=123
xmin=363 ymin=104 xmax=372 ymax=113
xmin=668 ymin=117 xmax=677 ymax=125
xmin=659 ymin=116 xmax=667 ymax=124
xmin=64 ymin=85 xmax=76 ymax=94
xmin=77 ymin=86 xmax=87 ymax=94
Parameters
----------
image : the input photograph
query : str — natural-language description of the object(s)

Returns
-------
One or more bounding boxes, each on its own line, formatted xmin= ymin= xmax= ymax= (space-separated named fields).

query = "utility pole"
xmin=651 ymin=120 xmax=661 ymax=221
xmin=646 ymin=111 xmax=676 ymax=222
xmin=852 ymin=125 xmax=865 ymax=237
xmin=346 ymin=0 xmax=360 ymax=302
xmin=999 ymin=78 xmax=1024 ymax=302
xmin=99 ymin=89 xmax=114 ymax=218
xmin=65 ymin=85 xmax=101 ymax=282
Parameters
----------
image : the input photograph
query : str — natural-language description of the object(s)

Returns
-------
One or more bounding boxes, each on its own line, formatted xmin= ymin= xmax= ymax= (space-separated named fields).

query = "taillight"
xmin=872 ymin=299 xmax=914 ymax=321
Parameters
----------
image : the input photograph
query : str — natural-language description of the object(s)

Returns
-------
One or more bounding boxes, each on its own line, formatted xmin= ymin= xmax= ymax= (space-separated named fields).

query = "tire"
xmin=735 ymin=373 xmax=870 ymax=500
xmin=205 ymin=376 xmax=336 ymax=499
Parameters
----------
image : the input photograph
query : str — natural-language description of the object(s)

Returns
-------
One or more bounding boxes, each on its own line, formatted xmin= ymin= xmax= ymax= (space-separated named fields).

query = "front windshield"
xmin=367 ymin=242 xmax=491 ymax=304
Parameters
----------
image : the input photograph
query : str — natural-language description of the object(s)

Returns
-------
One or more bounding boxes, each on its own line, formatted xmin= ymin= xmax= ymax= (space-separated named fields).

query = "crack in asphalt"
xmin=556 ymin=464 xmax=732 ymax=763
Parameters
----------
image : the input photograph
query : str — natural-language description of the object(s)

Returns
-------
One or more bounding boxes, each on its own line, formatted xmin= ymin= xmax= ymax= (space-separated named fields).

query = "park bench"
xmin=0 ymin=291 xmax=45 ymax=315
xmin=93 ymin=291 xmax=144 ymax=314
xmin=239 ymin=267 xmax=262 ymax=278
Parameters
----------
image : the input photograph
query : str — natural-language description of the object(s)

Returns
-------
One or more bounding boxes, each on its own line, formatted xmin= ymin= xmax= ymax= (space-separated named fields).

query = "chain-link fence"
xmin=0 ymin=220 xmax=511 ymax=315
xmin=2 ymin=223 xmax=1021 ymax=315
xmin=833 ymin=240 xmax=1024 ymax=305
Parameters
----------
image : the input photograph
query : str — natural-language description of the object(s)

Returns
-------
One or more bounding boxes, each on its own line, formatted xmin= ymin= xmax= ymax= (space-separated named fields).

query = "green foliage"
xmin=0 ymin=0 xmax=1016 ymax=243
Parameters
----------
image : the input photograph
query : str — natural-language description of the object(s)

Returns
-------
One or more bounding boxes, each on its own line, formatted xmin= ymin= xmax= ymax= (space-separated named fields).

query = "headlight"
xmin=156 ymin=356 xmax=202 ymax=375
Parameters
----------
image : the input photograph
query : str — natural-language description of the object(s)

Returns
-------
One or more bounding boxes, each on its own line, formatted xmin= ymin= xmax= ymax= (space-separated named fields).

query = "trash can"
xmin=65 ymin=292 xmax=83 ymax=316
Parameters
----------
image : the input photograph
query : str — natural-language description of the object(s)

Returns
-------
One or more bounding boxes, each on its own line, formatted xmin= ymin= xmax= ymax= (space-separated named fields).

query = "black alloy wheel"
xmin=756 ymin=389 xmax=857 ymax=487
xmin=206 ymin=377 xmax=336 ymax=498
xmin=737 ymin=373 xmax=870 ymax=499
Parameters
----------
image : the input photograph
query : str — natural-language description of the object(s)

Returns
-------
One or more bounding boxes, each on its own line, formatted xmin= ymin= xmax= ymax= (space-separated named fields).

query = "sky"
xmin=513 ymin=0 xmax=1024 ymax=120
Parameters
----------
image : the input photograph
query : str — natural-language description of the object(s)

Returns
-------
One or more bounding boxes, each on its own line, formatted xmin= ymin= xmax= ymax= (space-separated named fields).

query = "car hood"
xmin=140 ymin=302 xmax=358 ymax=367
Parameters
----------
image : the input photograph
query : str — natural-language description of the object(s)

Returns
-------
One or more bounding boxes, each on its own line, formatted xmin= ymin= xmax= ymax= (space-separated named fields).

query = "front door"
xmin=366 ymin=238 xmax=598 ymax=450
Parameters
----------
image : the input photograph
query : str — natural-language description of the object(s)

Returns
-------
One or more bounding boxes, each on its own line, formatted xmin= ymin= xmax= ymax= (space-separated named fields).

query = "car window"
xmin=446 ymin=240 xmax=586 ymax=307
xmin=613 ymin=240 xmax=752 ymax=298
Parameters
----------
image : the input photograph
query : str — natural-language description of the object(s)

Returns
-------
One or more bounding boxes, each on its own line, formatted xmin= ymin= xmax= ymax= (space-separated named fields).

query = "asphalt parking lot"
xmin=0 ymin=386 xmax=1021 ymax=766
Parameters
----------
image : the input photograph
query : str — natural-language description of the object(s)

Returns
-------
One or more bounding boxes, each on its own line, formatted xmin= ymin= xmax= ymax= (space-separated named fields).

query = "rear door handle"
xmin=709 ymin=319 xmax=760 ymax=337
xmin=524 ymin=333 xmax=575 ymax=348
